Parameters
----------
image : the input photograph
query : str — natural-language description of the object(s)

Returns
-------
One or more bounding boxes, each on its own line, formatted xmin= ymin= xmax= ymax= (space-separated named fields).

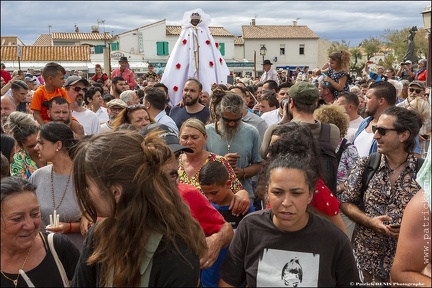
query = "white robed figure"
xmin=161 ymin=8 xmax=230 ymax=105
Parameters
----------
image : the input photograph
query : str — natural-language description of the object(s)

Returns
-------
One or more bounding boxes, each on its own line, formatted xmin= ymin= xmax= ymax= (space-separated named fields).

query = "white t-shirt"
xmin=354 ymin=129 xmax=374 ymax=157
xmin=346 ymin=116 xmax=364 ymax=143
xmin=260 ymin=109 xmax=281 ymax=127
xmin=72 ymin=109 xmax=101 ymax=135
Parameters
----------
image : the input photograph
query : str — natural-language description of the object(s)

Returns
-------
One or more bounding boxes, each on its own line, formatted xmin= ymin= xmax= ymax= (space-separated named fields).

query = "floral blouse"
xmin=10 ymin=149 xmax=44 ymax=179
xmin=336 ymin=139 xmax=359 ymax=200
xmin=178 ymin=152 xmax=244 ymax=194
xmin=326 ymin=69 xmax=349 ymax=98
xmin=340 ymin=154 xmax=421 ymax=280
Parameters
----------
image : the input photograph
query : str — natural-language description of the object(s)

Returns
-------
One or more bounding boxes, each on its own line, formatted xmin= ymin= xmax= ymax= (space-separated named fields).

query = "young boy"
xmin=30 ymin=62 xmax=71 ymax=125
xmin=199 ymin=161 xmax=254 ymax=287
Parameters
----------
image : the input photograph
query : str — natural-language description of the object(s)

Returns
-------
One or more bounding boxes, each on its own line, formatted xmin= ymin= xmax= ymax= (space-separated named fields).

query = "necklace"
xmin=1 ymin=246 xmax=32 ymax=287
xmin=226 ymin=136 xmax=234 ymax=153
xmin=51 ymin=166 xmax=72 ymax=210
xmin=387 ymin=159 xmax=407 ymax=174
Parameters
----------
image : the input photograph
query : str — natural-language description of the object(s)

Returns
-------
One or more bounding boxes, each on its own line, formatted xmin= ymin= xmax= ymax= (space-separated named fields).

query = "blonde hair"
xmin=314 ymin=104 xmax=349 ymax=137
xmin=180 ymin=118 xmax=207 ymax=137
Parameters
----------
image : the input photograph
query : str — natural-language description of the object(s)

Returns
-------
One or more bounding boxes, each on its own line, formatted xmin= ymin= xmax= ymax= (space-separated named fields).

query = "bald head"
xmin=1 ymin=96 xmax=17 ymax=125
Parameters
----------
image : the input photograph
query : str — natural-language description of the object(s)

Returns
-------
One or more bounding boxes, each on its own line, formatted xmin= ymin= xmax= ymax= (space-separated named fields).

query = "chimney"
xmin=251 ymin=18 xmax=256 ymax=26
xmin=292 ymin=20 xmax=297 ymax=26
xmin=91 ymin=25 xmax=99 ymax=33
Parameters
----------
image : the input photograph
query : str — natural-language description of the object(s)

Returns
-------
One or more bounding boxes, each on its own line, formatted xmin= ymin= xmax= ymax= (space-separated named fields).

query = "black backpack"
xmin=317 ymin=123 xmax=338 ymax=195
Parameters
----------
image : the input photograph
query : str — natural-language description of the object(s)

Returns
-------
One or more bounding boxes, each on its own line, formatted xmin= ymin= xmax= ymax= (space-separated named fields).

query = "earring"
xmin=56 ymin=148 xmax=59 ymax=152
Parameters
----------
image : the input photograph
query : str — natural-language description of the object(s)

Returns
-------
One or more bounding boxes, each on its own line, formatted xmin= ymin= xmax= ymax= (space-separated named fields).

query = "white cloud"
xmin=0 ymin=1 xmax=429 ymax=46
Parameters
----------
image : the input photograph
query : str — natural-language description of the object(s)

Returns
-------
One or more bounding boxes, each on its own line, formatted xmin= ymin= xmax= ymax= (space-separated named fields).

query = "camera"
xmin=400 ymin=62 xmax=408 ymax=66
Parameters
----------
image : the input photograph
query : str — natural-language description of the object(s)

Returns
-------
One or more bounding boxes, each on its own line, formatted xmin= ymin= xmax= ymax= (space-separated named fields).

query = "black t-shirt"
xmin=169 ymin=105 xmax=210 ymax=130
xmin=72 ymin=225 xmax=200 ymax=286
xmin=1 ymin=232 xmax=80 ymax=287
xmin=220 ymin=210 xmax=360 ymax=287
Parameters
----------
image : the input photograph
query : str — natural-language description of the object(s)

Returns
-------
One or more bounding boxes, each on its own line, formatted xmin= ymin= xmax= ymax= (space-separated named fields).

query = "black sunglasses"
xmin=372 ymin=125 xmax=399 ymax=136
xmin=221 ymin=116 xmax=242 ymax=123
xmin=409 ymin=88 xmax=423 ymax=94
xmin=73 ymin=87 xmax=88 ymax=93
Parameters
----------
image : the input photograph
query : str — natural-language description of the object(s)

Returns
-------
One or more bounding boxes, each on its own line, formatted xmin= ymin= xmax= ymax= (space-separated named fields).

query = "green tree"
xmin=382 ymin=27 xmax=428 ymax=64
xmin=360 ymin=37 xmax=382 ymax=60
xmin=327 ymin=39 xmax=351 ymax=55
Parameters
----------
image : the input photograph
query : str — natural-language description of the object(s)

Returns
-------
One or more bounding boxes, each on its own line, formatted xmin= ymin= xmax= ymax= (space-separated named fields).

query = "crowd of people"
xmin=0 ymin=46 xmax=430 ymax=287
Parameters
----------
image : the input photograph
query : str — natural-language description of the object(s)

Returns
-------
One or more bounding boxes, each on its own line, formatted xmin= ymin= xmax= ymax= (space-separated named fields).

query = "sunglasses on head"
xmin=127 ymin=104 xmax=144 ymax=110
xmin=73 ymin=87 xmax=88 ymax=93
xmin=372 ymin=125 xmax=399 ymax=136
xmin=409 ymin=88 xmax=423 ymax=94
xmin=221 ymin=116 xmax=242 ymax=123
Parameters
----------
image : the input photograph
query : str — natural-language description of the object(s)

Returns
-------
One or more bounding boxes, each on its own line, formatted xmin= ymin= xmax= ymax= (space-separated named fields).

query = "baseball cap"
xmin=288 ymin=82 xmax=319 ymax=106
xmin=140 ymin=123 xmax=193 ymax=153
xmin=107 ymin=98 xmax=127 ymax=108
xmin=25 ymin=76 xmax=37 ymax=82
xmin=64 ymin=76 xmax=89 ymax=87
xmin=408 ymin=81 xmax=426 ymax=90
xmin=405 ymin=60 xmax=412 ymax=64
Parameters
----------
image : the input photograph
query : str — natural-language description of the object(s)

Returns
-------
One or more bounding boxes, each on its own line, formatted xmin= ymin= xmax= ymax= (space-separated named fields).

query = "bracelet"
xmin=68 ymin=222 xmax=72 ymax=234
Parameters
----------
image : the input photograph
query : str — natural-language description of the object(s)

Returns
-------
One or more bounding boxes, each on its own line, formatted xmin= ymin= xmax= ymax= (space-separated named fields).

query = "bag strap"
xmin=107 ymin=232 xmax=163 ymax=287
xmin=47 ymin=233 xmax=69 ymax=287
xmin=361 ymin=152 xmax=381 ymax=194
xmin=336 ymin=138 xmax=350 ymax=163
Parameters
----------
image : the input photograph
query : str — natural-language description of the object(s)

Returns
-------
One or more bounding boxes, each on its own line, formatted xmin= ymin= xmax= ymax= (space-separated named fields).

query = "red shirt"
xmin=177 ymin=183 xmax=225 ymax=236
xmin=111 ymin=68 xmax=136 ymax=89
xmin=1 ymin=69 xmax=12 ymax=84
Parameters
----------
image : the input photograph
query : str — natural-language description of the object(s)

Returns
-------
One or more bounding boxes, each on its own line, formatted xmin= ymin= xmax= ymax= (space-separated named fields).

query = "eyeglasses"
xmin=409 ymin=88 xmax=424 ymax=94
xmin=73 ymin=87 xmax=88 ymax=93
xmin=372 ymin=125 xmax=399 ymax=136
xmin=221 ymin=116 xmax=243 ymax=123
xmin=109 ymin=106 xmax=125 ymax=112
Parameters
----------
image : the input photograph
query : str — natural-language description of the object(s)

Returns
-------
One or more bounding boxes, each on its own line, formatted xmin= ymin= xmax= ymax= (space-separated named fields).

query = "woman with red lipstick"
xmin=0 ymin=177 xmax=79 ymax=287
xmin=219 ymin=154 xmax=360 ymax=287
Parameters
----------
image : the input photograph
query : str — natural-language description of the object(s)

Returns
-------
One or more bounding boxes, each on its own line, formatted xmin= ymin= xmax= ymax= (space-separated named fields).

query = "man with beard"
xmin=64 ymin=76 xmax=100 ymax=135
xmin=352 ymin=81 xmax=397 ymax=157
xmin=205 ymin=92 xmax=262 ymax=202
xmin=47 ymin=96 xmax=84 ymax=139
xmin=169 ymin=78 xmax=210 ymax=130
xmin=111 ymin=76 xmax=127 ymax=99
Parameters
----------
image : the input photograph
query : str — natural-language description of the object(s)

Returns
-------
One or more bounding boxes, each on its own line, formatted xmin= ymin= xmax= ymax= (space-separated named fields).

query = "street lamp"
xmin=260 ymin=45 xmax=267 ymax=63
xmin=421 ymin=5 xmax=431 ymax=86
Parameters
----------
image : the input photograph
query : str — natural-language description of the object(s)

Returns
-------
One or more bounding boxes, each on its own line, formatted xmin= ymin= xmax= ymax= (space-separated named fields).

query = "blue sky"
xmin=1 ymin=1 xmax=429 ymax=46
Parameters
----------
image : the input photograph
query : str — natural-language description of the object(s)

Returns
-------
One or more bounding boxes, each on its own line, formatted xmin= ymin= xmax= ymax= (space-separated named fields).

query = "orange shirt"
xmin=30 ymin=86 xmax=71 ymax=123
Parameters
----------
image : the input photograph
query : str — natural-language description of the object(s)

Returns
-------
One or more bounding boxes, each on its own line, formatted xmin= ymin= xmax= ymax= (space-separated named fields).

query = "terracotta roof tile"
xmin=242 ymin=25 xmax=319 ymax=39
xmin=234 ymin=36 xmax=244 ymax=46
xmin=0 ymin=46 xmax=91 ymax=61
xmin=166 ymin=25 xmax=234 ymax=37
xmin=33 ymin=34 xmax=53 ymax=46
xmin=51 ymin=32 xmax=112 ymax=41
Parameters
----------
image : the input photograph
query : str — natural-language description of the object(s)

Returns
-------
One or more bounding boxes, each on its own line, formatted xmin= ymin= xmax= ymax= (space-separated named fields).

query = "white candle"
xmin=49 ymin=214 xmax=53 ymax=226
xmin=53 ymin=210 xmax=57 ymax=227
xmin=56 ymin=215 xmax=60 ymax=228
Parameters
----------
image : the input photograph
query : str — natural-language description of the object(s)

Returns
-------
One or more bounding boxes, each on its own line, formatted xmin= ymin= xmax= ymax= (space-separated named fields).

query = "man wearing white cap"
xmin=396 ymin=60 xmax=415 ymax=82
xmin=100 ymin=98 xmax=127 ymax=132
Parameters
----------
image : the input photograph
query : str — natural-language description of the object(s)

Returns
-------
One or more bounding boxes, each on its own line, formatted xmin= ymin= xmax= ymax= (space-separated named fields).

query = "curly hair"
xmin=314 ymin=104 xmax=349 ymax=137
xmin=329 ymin=50 xmax=351 ymax=71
